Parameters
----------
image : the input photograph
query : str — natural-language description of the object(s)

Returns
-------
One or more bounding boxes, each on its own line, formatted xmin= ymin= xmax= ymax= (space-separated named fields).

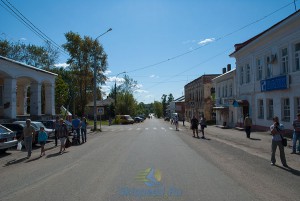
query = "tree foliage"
xmin=62 ymin=31 xmax=108 ymax=116
xmin=0 ymin=39 xmax=59 ymax=69
xmin=154 ymin=101 xmax=163 ymax=118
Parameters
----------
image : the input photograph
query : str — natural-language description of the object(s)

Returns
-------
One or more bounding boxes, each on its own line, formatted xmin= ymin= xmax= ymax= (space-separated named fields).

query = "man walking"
xmin=244 ymin=114 xmax=252 ymax=138
xmin=191 ymin=116 xmax=199 ymax=138
xmin=22 ymin=119 xmax=36 ymax=159
xmin=291 ymin=113 xmax=300 ymax=154
xmin=72 ymin=115 xmax=81 ymax=144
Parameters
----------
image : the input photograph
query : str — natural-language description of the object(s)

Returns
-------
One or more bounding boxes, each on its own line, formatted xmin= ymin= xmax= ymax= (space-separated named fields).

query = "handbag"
xmin=17 ymin=141 xmax=22 ymax=150
xmin=65 ymin=138 xmax=71 ymax=148
xmin=280 ymin=135 xmax=287 ymax=147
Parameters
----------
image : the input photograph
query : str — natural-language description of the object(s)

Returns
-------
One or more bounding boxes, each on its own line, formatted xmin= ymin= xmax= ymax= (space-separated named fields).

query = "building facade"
xmin=230 ymin=10 xmax=300 ymax=131
xmin=0 ymin=56 xmax=57 ymax=120
xmin=184 ymin=74 xmax=219 ymax=121
xmin=212 ymin=65 xmax=238 ymax=128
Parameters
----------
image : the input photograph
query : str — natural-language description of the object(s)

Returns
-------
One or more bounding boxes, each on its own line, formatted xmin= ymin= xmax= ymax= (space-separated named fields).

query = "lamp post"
xmin=93 ymin=28 xmax=112 ymax=131
xmin=114 ymin=71 xmax=126 ymax=118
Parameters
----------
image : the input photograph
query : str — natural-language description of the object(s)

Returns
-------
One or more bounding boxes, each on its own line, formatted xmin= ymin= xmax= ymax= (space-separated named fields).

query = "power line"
xmin=0 ymin=0 xmax=68 ymax=55
xmin=126 ymin=0 xmax=298 ymax=74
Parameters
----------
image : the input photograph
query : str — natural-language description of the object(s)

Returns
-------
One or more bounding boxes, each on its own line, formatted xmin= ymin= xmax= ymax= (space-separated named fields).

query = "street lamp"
xmin=115 ymin=71 xmax=126 ymax=118
xmin=93 ymin=28 xmax=112 ymax=131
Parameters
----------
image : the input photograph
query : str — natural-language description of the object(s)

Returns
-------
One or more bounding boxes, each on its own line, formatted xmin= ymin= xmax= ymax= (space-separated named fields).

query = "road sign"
xmin=97 ymin=107 xmax=104 ymax=115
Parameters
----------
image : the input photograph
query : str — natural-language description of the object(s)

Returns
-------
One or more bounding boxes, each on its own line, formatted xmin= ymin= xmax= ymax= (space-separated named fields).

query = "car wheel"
xmin=0 ymin=149 xmax=8 ymax=153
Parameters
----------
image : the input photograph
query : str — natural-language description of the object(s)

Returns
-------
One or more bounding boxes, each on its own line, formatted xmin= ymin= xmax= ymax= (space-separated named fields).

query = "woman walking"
xmin=81 ymin=117 xmax=87 ymax=143
xmin=270 ymin=116 xmax=288 ymax=167
xmin=199 ymin=116 xmax=207 ymax=139
xmin=38 ymin=126 xmax=48 ymax=157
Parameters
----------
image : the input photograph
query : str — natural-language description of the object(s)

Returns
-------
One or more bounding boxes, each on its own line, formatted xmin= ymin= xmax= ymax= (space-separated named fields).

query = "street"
xmin=0 ymin=118 xmax=300 ymax=201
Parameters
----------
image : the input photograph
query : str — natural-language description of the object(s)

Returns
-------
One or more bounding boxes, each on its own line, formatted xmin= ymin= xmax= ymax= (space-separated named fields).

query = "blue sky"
xmin=1 ymin=0 xmax=299 ymax=103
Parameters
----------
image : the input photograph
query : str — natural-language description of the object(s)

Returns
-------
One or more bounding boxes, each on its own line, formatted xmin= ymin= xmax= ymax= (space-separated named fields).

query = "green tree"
xmin=161 ymin=94 xmax=167 ymax=117
xmin=154 ymin=101 xmax=163 ymax=118
xmin=63 ymin=32 xmax=108 ymax=116
xmin=0 ymin=39 xmax=59 ymax=69
xmin=167 ymin=93 xmax=174 ymax=104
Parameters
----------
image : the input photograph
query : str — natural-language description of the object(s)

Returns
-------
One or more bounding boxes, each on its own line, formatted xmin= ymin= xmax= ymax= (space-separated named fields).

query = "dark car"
xmin=1 ymin=123 xmax=24 ymax=140
xmin=134 ymin=117 xmax=144 ymax=123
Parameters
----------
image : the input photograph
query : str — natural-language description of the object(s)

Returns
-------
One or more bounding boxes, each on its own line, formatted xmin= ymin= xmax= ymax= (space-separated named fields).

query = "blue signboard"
xmin=260 ymin=75 xmax=288 ymax=92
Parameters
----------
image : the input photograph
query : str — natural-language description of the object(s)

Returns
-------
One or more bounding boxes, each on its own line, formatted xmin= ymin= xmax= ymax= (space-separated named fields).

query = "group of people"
xmin=244 ymin=113 xmax=300 ymax=167
xmin=190 ymin=115 xmax=207 ymax=138
xmin=19 ymin=115 xmax=88 ymax=159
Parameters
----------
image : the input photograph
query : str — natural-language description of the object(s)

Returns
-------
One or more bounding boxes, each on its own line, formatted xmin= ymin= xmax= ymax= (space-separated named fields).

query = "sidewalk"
xmin=179 ymin=121 xmax=300 ymax=169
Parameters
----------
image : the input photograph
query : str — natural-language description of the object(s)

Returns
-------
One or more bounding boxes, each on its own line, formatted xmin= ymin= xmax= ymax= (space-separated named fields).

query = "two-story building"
xmin=184 ymin=74 xmax=219 ymax=121
xmin=212 ymin=65 xmax=238 ymax=128
xmin=230 ymin=10 xmax=300 ymax=131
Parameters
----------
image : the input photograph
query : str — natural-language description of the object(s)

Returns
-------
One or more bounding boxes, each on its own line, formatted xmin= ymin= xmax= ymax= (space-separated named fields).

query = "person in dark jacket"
xmin=191 ymin=116 xmax=199 ymax=138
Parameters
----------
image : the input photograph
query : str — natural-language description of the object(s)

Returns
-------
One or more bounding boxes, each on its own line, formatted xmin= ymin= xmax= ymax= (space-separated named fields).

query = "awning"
xmin=233 ymin=100 xmax=249 ymax=107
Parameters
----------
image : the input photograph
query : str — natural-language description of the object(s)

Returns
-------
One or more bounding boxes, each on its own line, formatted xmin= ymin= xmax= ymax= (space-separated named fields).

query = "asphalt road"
xmin=0 ymin=118 xmax=299 ymax=201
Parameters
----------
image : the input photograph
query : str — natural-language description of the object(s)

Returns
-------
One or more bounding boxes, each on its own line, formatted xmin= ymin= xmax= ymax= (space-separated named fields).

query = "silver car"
xmin=13 ymin=121 xmax=55 ymax=138
xmin=0 ymin=125 xmax=18 ymax=153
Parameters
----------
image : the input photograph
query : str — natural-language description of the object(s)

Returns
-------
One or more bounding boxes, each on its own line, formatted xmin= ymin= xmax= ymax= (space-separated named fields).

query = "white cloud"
xmin=54 ymin=63 xmax=69 ymax=68
xmin=198 ymin=38 xmax=215 ymax=46
xmin=103 ymin=70 xmax=111 ymax=75
xmin=149 ymin=74 xmax=159 ymax=79
xmin=134 ymin=89 xmax=148 ymax=93
xmin=20 ymin=37 xmax=27 ymax=41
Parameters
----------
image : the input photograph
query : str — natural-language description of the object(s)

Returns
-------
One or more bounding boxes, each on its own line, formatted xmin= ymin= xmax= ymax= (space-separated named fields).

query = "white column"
xmin=3 ymin=78 xmax=17 ymax=119
xmin=44 ymin=82 xmax=55 ymax=115
xmin=30 ymin=82 xmax=42 ymax=116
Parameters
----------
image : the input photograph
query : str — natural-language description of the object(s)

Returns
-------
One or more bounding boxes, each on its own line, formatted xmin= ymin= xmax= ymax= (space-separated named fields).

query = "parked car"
xmin=116 ymin=115 xmax=134 ymax=124
xmin=134 ymin=116 xmax=144 ymax=123
xmin=13 ymin=121 xmax=55 ymax=139
xmin=0 ymin=125 xmax=18 ymax=153
xmin=1 ymin=123 xmax=24 ymax=140
xmin=38 ymin=120 xmax=72 ymax=134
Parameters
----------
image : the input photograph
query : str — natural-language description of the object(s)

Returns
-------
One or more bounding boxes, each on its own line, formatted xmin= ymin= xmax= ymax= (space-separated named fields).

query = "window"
xmin=229 ymin=83 xmax=233 ymax=97
xmin=267 ymin=99 xmax=274 ymax=120
xmin=246 ymin=64 xmax=251 ymax=83
xmin=266 ymin=56 xmax=272 ymax=78
xmin=282 ymin=98 xmax=290 ymax=122
xmin=295 ymin=43 xmax=300 ymax=71
xmin=0 ymin=86 xmax=3 ymax=106
xmin=258 ymin=99 xmax=264 ymax=119
xmin=257 ymin=59 xmax=263 ymax=80
xmin=225 ymin=85 xmax=227 ymax=97
xmin=240 ymin=66 xmax=244 ymax=84
xmin=281 ymin=48 xmax=288 ymax=74
xmin=295 ymin=97 xmax=300 ymax=116
xmin=218 ymin=87 xmax=220 ymax=98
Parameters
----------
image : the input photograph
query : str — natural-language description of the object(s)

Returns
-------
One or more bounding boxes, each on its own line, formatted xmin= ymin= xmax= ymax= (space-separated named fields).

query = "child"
xmin=38 ymin=127 xmax=48 ymax=157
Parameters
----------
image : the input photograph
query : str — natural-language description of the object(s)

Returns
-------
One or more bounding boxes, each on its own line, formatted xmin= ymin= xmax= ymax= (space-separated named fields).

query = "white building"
xmin=212 ymin=65 xmax=238 ymax=128
xmin=230 ymin=10 xmax=300 ymax=131
xmin=0 ymin=56 xmax=57 ymax=120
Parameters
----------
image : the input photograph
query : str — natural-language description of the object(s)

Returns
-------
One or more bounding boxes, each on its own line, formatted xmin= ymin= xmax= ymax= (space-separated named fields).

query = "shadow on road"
xmin=25 ymin=156 xmax=42 ymax=163
xmin=249 ymin=137 xmax=261 ymax=141
xmin=276 ymin=165 xmax=300 ymax=176
xmin=4 ymin=157 xmax=27 ymax=167
xmin=46 ymin=152 xmax=61 ymax=158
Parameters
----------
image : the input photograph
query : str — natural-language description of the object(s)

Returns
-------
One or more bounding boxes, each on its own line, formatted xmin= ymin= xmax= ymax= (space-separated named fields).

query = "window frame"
xmin=257 ymin=99 xmax=264 ymax=119
xmin=282 ymin=98 xmax=290 ymax=122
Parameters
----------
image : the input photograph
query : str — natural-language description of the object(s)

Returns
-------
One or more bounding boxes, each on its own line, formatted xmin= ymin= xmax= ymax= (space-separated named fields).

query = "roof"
xmin=230 ymin=9 xmax=300 ymax=57
xmin=0 ymin=55 xmax=58 ymax=76
xmin=174 ymin=96 xmax=185 ymax=102
xmin=86 ymin=97 xmax=115 ymax=107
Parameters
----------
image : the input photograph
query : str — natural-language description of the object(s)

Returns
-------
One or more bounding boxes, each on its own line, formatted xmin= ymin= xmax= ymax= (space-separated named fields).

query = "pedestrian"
xmin=291 ymin=113 xmax=300 ymax=154
xmin=109 ymin=116 xmax=112 ymax=126
xmin=57 ymin=118 xmax=69 ymax=154
xmin=53 ymin=116 xmax=60 ymax=146
xmin=270 ymin=116 xmax=288 ymax=167
xmin=72 ymin=115 xmax=81 ymax=144
xmin=21 ymin=119 xmax=36 ymax=159
xmin=38 ymin=126 xmax=48 ymax=157
xmin=244 ymin=114 xmax=252 ymax=138
xmin=81 ymin=117 xmax=87 ymax=143
xmin=182 ymin=116 xmax=185 ymax=126
xmin=191 ymin=116 xmax=199 ymax=138
xmin=199 ymin=115 xmax=207 ymax=138
xmin=174 ymin=115 xmax=179 ymax=131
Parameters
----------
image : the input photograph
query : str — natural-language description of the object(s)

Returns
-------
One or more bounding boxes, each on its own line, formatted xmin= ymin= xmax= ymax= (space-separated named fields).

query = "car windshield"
xmin=33 ymin=122 xmax=46 ymax=129
xmin=0 ymin=126 xmax=10 ymax=133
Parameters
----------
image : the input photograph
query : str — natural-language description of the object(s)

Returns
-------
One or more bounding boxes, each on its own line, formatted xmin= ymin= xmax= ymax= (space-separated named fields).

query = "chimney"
xmin=227 ymin=64 xmax=231 ymax=72
xmin=222 ymin=67 xmax=226 ymax=74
